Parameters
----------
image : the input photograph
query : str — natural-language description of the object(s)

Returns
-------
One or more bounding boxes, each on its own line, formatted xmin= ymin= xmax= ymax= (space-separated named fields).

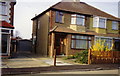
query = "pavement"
xmin=1 ymin=51 xmax=120 ymax=75
xmin=40 ymin=69 xmax=119 ymax=74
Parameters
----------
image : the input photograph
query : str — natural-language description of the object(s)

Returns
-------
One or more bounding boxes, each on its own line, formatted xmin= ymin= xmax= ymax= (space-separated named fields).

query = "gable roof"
xmin=32 ymin=2 xmax=119 ymax=21
xmin=0 ymin=21 xmax=14 ymax=29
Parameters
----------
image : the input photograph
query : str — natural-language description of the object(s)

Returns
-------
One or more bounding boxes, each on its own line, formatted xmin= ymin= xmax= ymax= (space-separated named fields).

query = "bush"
xmin=64 ymin=55 xmax=75 ymax=60
xmin=64 ymin=50 xmax=88 ymax=64
xmin=74 ymin=50 xmax=88 ymax=64
xmin=91 ymin=39 xmax=111 ymax=51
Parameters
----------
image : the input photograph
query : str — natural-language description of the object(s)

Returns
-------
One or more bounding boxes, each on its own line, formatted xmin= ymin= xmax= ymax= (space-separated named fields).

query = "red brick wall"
xmin=9 ymin=2 xmax=16 ymax=26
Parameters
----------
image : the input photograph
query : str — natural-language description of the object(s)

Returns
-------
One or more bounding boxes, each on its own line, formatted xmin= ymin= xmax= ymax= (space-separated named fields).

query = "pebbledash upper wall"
xmin=0 ymin=0 xmax=16 ymax=25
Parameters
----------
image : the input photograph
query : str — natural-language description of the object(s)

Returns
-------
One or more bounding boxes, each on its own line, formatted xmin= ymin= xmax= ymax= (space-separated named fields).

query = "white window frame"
xmin=93 ymin=16 xmax=107 ymax=28
xmin=112 ymin=21 xmax=118 ymax=30
xmin=71 ymin=14 xmax=85 ymax=26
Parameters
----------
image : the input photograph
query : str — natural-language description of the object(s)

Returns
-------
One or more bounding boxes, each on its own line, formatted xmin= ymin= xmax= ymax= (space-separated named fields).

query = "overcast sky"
xmin=14 ymin=0 xmax=120 ymax=39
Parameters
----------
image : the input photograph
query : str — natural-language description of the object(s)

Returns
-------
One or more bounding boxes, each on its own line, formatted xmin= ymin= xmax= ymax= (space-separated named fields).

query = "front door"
xmin=55 ymin=33 xmax=66 ymax=55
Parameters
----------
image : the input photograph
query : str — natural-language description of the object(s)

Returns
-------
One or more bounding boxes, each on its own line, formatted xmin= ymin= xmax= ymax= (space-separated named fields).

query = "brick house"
xmin=0 ymin=0 xmax=16 ymax=57
xmin=31 ymin=0 xmax=120 ymax=57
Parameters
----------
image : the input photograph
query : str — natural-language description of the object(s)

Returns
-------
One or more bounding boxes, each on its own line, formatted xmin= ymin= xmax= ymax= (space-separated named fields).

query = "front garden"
xmin=64 ymin=39 xmax=120 ymax=64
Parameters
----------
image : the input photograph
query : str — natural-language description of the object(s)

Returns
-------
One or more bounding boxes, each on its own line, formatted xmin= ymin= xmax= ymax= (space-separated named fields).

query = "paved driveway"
xmin=1 ymin=52 xmax=76 ymax=68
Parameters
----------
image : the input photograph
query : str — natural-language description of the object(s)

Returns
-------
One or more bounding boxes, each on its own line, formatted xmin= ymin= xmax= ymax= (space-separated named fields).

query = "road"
xmin=12 ymin=69 xmax=120 ymax=76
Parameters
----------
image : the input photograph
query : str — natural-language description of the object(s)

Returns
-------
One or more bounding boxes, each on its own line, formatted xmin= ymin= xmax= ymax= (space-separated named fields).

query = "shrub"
xmin=64 ymin=50 xmax=88 ymax=64
xmin=74 ymin=50 xmax=88 ymax=64
xmin=91 ymin=39 xmax=112 ymax=51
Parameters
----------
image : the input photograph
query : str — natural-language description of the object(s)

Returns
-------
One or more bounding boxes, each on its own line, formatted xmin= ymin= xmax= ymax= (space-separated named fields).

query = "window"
xmin=55 ymin=11 xmax=64 ymax=23
xmin=71 ymin=14 xmax=85 ymax=26
xmin=95 ymin=37 xmax=112 ymax=49
xmin=99 ymin=18 xmax=106 ymax=28
xmin=93 ymin=17 xmax=106 ymax=28
xmin=112 ymin=21 xmax=118 ymax=30
xmin=71 ymin=35 xmax=92 ymax=49
xmin=0 ymin=2 xmax=7 ymax=15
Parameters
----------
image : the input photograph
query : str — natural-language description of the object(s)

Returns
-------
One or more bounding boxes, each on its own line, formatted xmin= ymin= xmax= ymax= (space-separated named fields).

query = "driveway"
xmin=1 ymin=52 xmax=76 ymax=68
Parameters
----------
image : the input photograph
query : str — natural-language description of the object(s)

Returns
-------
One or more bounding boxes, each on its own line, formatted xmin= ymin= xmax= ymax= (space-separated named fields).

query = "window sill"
xmin=112 ymin=29 xmax=118 ymax=31
xmin=71 ymin=48 xmax=87 ymax=50
xmin=93 ymin=27 xmax=106 ymax=29
xmin=55 ymin=22 xmax=64 ymax=24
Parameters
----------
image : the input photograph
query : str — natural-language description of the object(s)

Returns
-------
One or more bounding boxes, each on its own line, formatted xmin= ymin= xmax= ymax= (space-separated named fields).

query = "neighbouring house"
xmin=31 ymin=0 xmax=120 ymax=57
xmin=0 ymin=0 xmax=16 ymax=57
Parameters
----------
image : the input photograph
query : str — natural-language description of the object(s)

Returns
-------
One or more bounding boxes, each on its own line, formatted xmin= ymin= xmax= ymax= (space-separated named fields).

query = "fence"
xmin=88 ymin=50 xmax=120 ymax=64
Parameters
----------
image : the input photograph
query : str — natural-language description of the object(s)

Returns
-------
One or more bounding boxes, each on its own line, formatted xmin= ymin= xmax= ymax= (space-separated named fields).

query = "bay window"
xmin=93 ymin=17 xmax=106 ymax=28
xmin=95 ymin=37 xmax=112 ymax=49
xmin=71 ymin=14 xmax=85 ymax=26
xmin=71 ymin=35 xmax=92 ymax=49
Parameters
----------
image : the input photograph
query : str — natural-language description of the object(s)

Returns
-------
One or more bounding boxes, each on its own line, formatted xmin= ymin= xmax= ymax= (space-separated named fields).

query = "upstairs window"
xmin=99 ymin=18 xmax=106 ymax=28
xmin=71 ymin=14 xmax=85 ymax=26
xmin=55 ymin=11 xmax=64 ymax=23
xmin=112 ymin=21 xmax=118 ymax=30
xmin=0 ymin=2 xmax=7 ymax=15
xmin=93 ymin=17 xmax=106 ymax=28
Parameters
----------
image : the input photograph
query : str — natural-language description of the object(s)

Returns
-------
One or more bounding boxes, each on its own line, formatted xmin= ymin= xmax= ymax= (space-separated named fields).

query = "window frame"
xmin=71 ymin=14 xmax=85 ymax=26
xmin=71 ymin=35 xmax=92 ymax=50
xmin=93 ymin=16 xmax=107 ymax=28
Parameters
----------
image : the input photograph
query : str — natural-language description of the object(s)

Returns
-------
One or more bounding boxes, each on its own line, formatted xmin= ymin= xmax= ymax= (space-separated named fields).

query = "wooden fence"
xmin=88 ymin=50 xmax=120 ymax=64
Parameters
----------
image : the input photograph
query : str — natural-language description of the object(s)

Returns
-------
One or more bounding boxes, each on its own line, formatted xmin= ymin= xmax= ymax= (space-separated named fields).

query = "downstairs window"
xmin=71 ymin=35 xmax=92 ymax=49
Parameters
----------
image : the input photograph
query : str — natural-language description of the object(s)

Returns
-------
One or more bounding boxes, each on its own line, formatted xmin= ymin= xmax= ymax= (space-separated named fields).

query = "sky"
xmin=14 ymin=0 xmax=120 ymax=39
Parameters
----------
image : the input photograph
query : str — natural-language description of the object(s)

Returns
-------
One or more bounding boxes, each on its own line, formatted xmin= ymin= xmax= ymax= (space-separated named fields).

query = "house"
xmin=31 ymin=0 xmax=120 ymax=57
xmin=0 ymin=0 xmax=16 ymax=57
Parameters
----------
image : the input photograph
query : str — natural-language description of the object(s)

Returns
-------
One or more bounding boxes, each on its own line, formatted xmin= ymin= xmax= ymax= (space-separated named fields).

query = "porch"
xmin=49 ymin=32 xmax=94 ymax=57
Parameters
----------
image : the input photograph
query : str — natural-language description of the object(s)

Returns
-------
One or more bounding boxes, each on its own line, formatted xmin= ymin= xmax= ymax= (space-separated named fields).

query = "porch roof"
xmin=0 ymin=21 xmax=14 ymax=29
xmin=50 ymin=26 xmax=120 ymax=38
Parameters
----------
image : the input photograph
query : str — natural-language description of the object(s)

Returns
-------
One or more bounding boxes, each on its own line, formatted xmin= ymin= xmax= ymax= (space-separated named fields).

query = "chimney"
xmin=73 ymin=0 xmax=80 ymax=2
xmin=62 ymin=0 xmax=80 ymax=2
